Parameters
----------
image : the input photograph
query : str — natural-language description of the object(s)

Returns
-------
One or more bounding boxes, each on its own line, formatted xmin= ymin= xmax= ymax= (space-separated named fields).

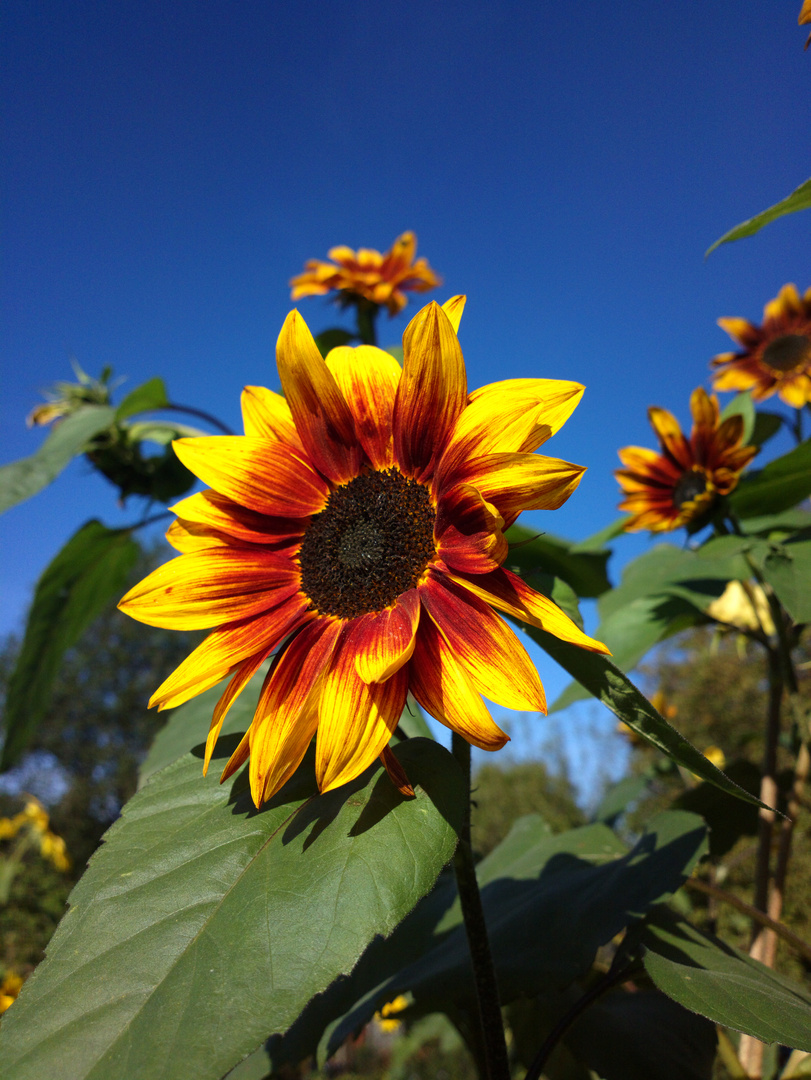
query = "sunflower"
xmin=120 ymin=298 xmax=607 ymax=807
xmin=289 ymin=232 xmax=441 ymax=317
xmin=710 ymin=284 xmax=811 ymax=408
xmin=615 ymin=387 xmax=757 ymax=533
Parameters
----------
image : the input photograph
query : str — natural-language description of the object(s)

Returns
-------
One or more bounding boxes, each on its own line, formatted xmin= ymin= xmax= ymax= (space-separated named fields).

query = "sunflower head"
xmin=711 ymin=284 xmax=811 ymax=408
xmin=119 ymin=298 xmax=608 ymax=808
xmin=615 ymin=387 xmax=758 ymax=533
xmin=289 ymin=232 xmax=441 ymax=317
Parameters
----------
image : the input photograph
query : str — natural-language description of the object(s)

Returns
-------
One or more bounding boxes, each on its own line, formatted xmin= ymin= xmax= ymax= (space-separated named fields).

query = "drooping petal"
xmin=434 ymin=483 xmax=507 ymax=574
xmin=149 ymin=596 xmax=312 ymax=710
xmin=325 ymin=344 xmax=402 ymax=469
xmin=410 ymin=615 xmax=509 ymax=750
xmin=276 ymin=310 xmax=364 ymax=484
xmin=240 ymin=386 xmax=304 ymax=451
xmin=248 ymin=618 xmax=342 ymax=806
xmin=315 ymin=632 xmax=408 ymax=793
xmin=203 ymin=649 xmax=269 ymax=775
xmin=349 ymin=589 xmax=421 ymax=683
xmin=173 ymin=436 xmax=329 ymax=517
xmin=393 ymin=301 xmax=467 ymax=482
xmin=118 ymin=549 xmax=301 ymax=630
xmin=451 ymin=452 xmax=585 ymax=524
xmin=420 ymin=571 xmax=546 ymax=713
xmin=171 ymin=490 xmax=307 ymax=547
xmin=438 ymin=378 xmax=584 ymax=486
xmin=446 ymin=565 xmax=610 ymax=654
xmin=379 ymin=745 xmax=415 ymax=797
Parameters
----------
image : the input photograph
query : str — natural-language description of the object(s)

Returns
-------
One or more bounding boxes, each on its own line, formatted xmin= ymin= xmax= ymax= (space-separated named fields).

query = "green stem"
xmin=355 ymin=301 xmax=379 ymax=346
xmin=163 ymin=403 xmax=235 ymax=436
xmin=451 ymin=733 xmax=510 ymax=1080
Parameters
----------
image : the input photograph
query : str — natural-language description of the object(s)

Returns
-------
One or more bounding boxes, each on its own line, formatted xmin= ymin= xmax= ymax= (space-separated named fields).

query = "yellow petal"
xmin=456 ymin=452 xmax=586 ymax=522
xmin=326 ymin=344 xmax=401 ymax=469
xmin=240 ymin=386 xmax=303 ymax=450
xmin=441 ymin=295 xmax=467 ymax=334
xmin=203 ymin=650 xmax=268 ymax=775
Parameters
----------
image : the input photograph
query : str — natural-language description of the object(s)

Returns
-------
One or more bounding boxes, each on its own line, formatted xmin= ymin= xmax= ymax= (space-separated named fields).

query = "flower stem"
xmin=355 ymin=301 xmax=379 ymax=347
xmin=163 ymin=402 xmax=235 ymax=435
xmin=450 ymin=733 xmax=510 ymax=1080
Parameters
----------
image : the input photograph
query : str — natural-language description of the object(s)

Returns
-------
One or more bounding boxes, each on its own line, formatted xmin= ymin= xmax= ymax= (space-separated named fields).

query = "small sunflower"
xmin=616 ymin=387 xmax=757 ymax=533
xmin=120 ymin=298 xmax=607 ymax=808
xmin=711 ymin=284 xmax=811 ymax=407
xmin=289 ymin=232 xmax=441 ymax=316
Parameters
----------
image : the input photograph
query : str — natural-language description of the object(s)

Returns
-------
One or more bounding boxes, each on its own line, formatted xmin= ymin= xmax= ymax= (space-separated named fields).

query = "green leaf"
xmin=305 ymin=811 xmax=707 ymax=1065
xmin=384 ymin=344 xmax=404 ymax=363
xmin=522 ymin=622 xmax=765 ymax=807
xmin=0 ymin=738 xmax=465 ymax=1080
xmin=114 ymin=377 xmax=169 ymax=421
xmin=505 ymin=524 xmax=611 ymax=598
xmin=731 ymin=439 xmax=811 ymax=518
xmin=571 ymin=517 xmax=628 ymax=553
xmin=1 ymin=521 xmax=139 ymax=769
xmin=673 ymin=760 xmax=761 ymax=859
xmin=720 ymin=393 xmax=755 ymax=445
xmin=313 ymin=328 xmax=355 ymax=358
xmin=706 ymin=177 xmax=811 ymax=256
xmin=643 ymin=911 xmax=811 ymax=1050
xmin=734 ymin=508 xmax=811 ymax=536
xmin=592 ymin=776 xmax=650 ymax=826
xmin=762 ymin=534 xmax=811 ymax=623
xmin=751 ymin=410 xmax=783 ymax=448
xmin=0 ymin=404 xmax=115 ymax=515
xmin=125 ymin=420 xmax=206 ymax=444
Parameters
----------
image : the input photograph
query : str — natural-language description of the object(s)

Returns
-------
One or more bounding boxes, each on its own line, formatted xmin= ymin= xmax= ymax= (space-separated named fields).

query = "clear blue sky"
xmin=2 ymin=3 xmax=809 ymax=780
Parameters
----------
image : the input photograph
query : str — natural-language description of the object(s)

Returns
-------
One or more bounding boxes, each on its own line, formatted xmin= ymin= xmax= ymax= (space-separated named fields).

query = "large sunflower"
xmin=711 ymin=284 xmax=811 ymax=408
xmin=289 ymin=232 xmax=440 ymax=316
xmin=615 ymin=387 xmax=757 ymax=533
xmin=120 ymin=299 xmax=607 ymax=807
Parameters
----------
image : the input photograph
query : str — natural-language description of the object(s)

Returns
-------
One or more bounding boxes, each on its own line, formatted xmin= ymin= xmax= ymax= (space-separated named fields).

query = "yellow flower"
xmin=0 ymin=972 xmax=23 ymax=1014
xmin=711 ymin=285 xmax=811 ymax=408
xmin=800 ymin=0 xmax=811 ymax=48
xmin=290 ymin=232 xmax=441 ymax=316
xmin=374 ymin=994 xmax=409 ymax=1033
xmin=120 ymin=299 xmax=608 ymax=808
xmin=39 ymin=830 xmax=71 ymax=873
xmin=706 ymin=580 xmax=775 ymax=635
xmin=616 ymin=388 xmax=758 ymax=533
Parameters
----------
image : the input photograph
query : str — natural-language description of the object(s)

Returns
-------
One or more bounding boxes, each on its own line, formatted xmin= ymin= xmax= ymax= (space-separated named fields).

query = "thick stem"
xmin=451 ymin=734 xmax=510 ymax=1080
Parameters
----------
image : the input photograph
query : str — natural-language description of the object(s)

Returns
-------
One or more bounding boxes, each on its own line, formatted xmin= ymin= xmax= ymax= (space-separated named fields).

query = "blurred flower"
xmin=711 ymin=284 xmax=811 ymax=407
xmin=27 ymin=361 xmax=113 ymax=427
xmin=616 ymin=387 xmax=757 ymax=532
xmin=120 ymin=299 xmax=608 ymax=808
xmin=702 ymin=745 xmax=726 ymax=771
xmin=0 ymin=972 xmax=23 ymax=1015
xmin=374 ymin=994 xmax=409 ymax=1033
xmin=800 ymin=0 xmax=811 ymax=48
xmin=0 ymin=796 xmax=71 ymax=874
xmin=290 ymin=232 xmax=441 ymax=316
xmin=706 ymin=580 xmax=775 ymax=635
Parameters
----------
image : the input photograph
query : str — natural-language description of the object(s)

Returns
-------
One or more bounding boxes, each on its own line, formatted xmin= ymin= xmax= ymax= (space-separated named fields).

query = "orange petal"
xmin=118 ymin=549 xmax=301 ymax=630
xmin=248 ymin=618 xmax=342 ymax=806
xmin=171 ymin=490 xmax=307 ymax=547
xmin=240 ymin=386 xmax=304 ymax=451
xmin=446 ymin=565 xmax=610 ymax=654
xmin=203 ymin=649 xmax=269 ymax=775
xmin=439 ymin=378 xmax=584 ymax=486
xmin=435 ymin=483 xmax=507 ymax=574
xmin=441 ymin=295 xmax=467 ymax=334
xmin=276 ymin=310 xmax=364 ymax=484
xmin=325 ymin=345 xmax=402 ymax=469
xmin=410 ymin=615 xmax=509 ymax=750
xmin=393 ymin=301 xmax=467 ymax=482
xmin=149 ymin=596 xmax=312 ymax=710
xmin=380 ymin=745 xmax=415 ymax=797
xmin=647 ymin=407 xmax=693 ymax=470
xmin=315 ymin=633 xmax=408 ymax=793
xmin=173 ymin=436 xmax=329 ymax=517
xmin=350 ymin=589 xmax=421 ymax=683
xmin=420 ymin=571 xmax=546 ymax=713
xmin=451 ymin=452 xmax=586 ymax=524
xmin=717 ymin=317 xmax=758 ymax=347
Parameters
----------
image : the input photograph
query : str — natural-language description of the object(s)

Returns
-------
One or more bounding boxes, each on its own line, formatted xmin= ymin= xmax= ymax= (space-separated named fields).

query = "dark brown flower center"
xmin=761 ymin=333 xmax=811 ymax=375
xmin=298 ymin=468 xmax=436 ymax=619
xmin=673 ymin=469 xmax=709 ymax=510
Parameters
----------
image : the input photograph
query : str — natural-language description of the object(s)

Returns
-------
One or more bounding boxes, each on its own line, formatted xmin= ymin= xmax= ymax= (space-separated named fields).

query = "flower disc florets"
xmin=119 ymin=298 xmax=608 ymax=808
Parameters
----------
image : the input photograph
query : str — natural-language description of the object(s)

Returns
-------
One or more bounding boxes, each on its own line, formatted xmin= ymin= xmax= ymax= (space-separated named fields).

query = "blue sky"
xmin=2 ymin=3 xmax=809 ymax=781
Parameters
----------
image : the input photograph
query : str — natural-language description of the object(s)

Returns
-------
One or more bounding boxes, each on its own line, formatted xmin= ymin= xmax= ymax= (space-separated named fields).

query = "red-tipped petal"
xmin=435 ymin=483 xmax=507 ymax=574
xmin=350 ymin=589 xmax=421 ymax=683
xmin=380 ymin=745 xmax=415 ymax=797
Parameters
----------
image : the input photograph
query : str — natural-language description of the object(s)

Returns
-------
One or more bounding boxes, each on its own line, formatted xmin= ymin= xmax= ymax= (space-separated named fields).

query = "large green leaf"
xmin=731 ymin=440 xmax=811 ymax=518
xmin=0 ymin=404 xmax=115 ymax=515
xmin=643 ymin=911 xmax=811 ymax=1050
xmin=0 ymin=738 xmax=465 ymax=1080
xmin=762 ymin=533 xmax=811 ymax=623
xmin=522 ymin=623 xmax=765 ymax=806
xmin=705 ymin=177 xmax=811 ymax=256
xmin=114 ymin=377 xmax=169 ymax=421
xmin=303 ymin=811 xmax=707 ymax=1065
xmin=313 ymin=328 xmax=355 ymax=358
xmin=1 ymin=521 xmax=139 ymax=770
xmin=505 ymin=524 xmax=611 ymax=598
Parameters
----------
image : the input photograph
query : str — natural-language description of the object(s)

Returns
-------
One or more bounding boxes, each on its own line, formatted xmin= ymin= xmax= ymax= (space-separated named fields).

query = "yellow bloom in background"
xmin=706 ymin=580 xmax=775 ymax=636
xmin=290 ymin=232 xmax=441 ymax=316
xmin=374 ymin=994 xmax=410 ymax=1034
xmin=0 ymin=972 xmax=23 ymax=1015
xmin=120 ymin=298 xmax=608 ymax=808
xmin=711 ymin=284 xmax=811 ymax=408
xmin=0 ymin=796 xmax=71 ymax=874
xmin=615 ymin=387 xmax=757 ymax=533
xmin=800 ymin=0 xmax=811 ymax=48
